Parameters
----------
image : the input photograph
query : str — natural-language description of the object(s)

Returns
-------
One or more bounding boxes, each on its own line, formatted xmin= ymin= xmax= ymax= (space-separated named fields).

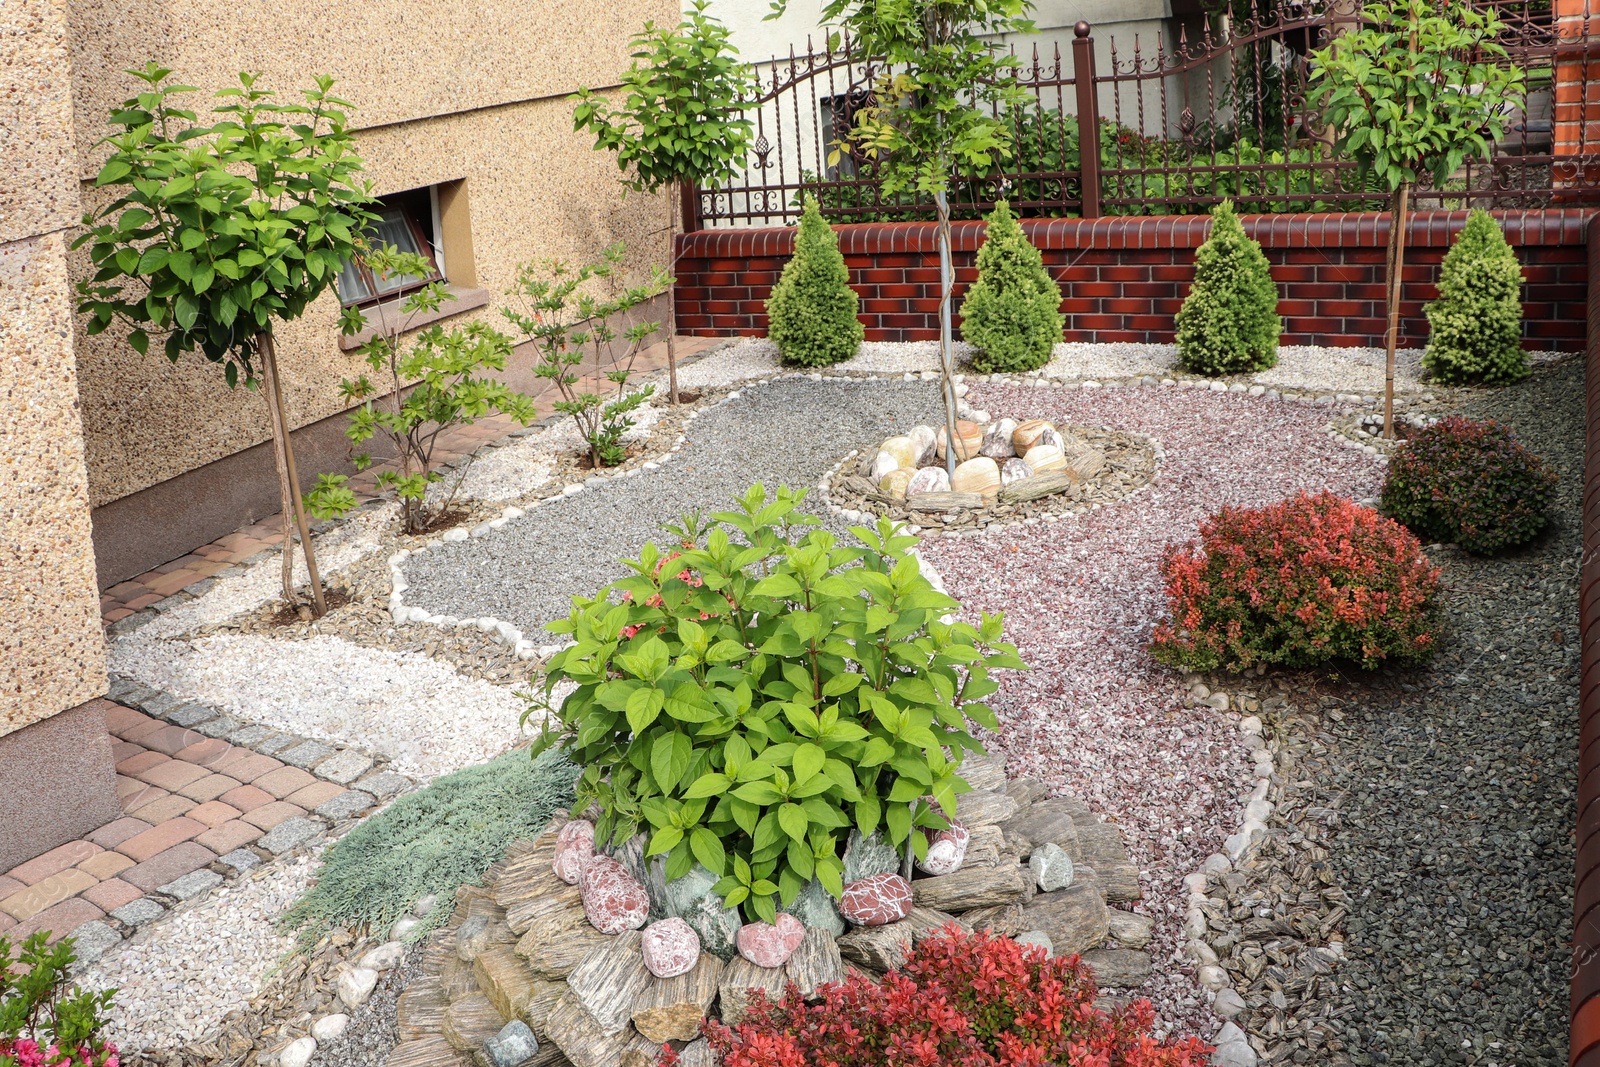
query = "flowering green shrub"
xmin=1381 ymin=416 xmax=1556 ymax=555
xmin=1174 ymin=200 xmax=1281 ymax=376
xmin=534 ymin=484 xmax=1023 ymax=923
xmin=766 ymin=197 xmax=864 ymax=367
xmin=960 ymin=200 xmax=1063 ymax=373
xmin=674 ymin=926 xmax=1209 ymax=1067
xmin=1149 ymin=492 xmax=1442 ymax=672
xmin=1 ymin=933 xmax=119 ymax=1067
xmin=1422 ymin=210 xmax=1528 ymax=385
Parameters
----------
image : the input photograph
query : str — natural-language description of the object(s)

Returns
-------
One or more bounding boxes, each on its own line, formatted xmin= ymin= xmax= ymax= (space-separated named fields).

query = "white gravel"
xmin=109 ymin=632 xmax=532 ymax=780
xmin=82 ymin=855 xmax=317 ymax=1054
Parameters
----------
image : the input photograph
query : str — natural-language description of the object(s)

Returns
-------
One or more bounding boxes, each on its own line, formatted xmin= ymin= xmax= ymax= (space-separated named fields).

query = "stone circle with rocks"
xmin=384 ymin=753 xmax=1158 ymax=1067
xmin=826 ymin=418 xmax=1158 ymax=534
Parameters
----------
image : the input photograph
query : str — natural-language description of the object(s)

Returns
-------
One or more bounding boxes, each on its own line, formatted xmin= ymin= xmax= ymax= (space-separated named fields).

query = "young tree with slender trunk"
xmin=573 ymin=0 xmax=755 ymax=405
xmin=769 ymin=0 xmax=1036 ymax=476
xmin=1308 ymin=0 xmax=1522 ymax=436
xmin=77 ymin=65 xmax=375 ymax=616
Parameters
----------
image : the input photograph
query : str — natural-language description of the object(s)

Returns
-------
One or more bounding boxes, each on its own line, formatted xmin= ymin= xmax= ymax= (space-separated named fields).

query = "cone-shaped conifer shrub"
xmin=960 ymin=200 xmax=1064 ymax=373
xmin=1422 ymin=209 xmax=1528 ymax=385
xmin=1174 ymin=200 xmax=1281 ymax=376
xmin=766 ymin=195 xmax=864 ymax=367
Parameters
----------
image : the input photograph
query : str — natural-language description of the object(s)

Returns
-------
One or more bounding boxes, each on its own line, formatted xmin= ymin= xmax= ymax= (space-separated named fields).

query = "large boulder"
xmin=839 ymin=872 xmax=913 ymax=927
xmin=580 ymin=855 xmax=650 ymax=934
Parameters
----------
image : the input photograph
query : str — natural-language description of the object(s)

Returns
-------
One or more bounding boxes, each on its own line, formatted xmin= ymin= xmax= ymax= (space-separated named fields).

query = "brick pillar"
xmin=1555 ymin=0 xmax=1600 ymax=188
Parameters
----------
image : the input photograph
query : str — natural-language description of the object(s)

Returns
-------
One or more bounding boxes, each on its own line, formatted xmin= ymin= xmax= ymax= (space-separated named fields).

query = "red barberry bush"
xmin=1148 ymin=492 xmax=1442 ymax=672
xmin=1380 ymin=416 xmax=1556 ymax=555
xmin=669 ymin=926 xmax=1210 ymax=1067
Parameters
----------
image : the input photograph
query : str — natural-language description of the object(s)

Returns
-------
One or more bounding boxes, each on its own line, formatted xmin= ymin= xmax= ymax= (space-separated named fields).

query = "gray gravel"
xmin=1297 ymin=358 xmax=1581 ymax=1066
xmin=308 ymin=944 xmax=421 ymax=1067
xmin=401 ymin=377 xmax=945 ymax=633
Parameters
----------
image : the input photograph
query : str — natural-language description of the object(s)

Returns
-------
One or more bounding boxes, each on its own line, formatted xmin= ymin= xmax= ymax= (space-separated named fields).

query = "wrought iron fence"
xmin=690 ymin=0 xmax=1600 ymax=228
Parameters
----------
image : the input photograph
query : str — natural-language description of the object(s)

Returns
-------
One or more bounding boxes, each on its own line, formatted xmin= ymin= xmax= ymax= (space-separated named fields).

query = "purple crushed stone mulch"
xmin=924 ymin=383 xmax=1384 ymax=1040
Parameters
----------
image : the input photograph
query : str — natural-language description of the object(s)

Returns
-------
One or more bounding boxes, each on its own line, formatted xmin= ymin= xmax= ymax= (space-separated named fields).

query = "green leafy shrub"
xmin=280 ymin=748 xmax=579 ymax=946
xmin=1 ymin=932 xmax=119 ymax=1067
xmin=959 ymin=200 xmax=1063 ymax=373
xmin=1422 ymin=210 xmax=1529 ymax=385
xmin=504 ymin=242 xmax=670 ymax=468
xmin=1149 ymin=491 xmax=1442 ymax=672
xmin=535 ymin=484 xmax=1024 ymax=923
xmin=1381 ymin=416 xmax=1556 ymax=554
xmin=1174 ymin=200 xmax=1281 ymax=376
xmin=766 ymin=196 xmax=865 ymax=367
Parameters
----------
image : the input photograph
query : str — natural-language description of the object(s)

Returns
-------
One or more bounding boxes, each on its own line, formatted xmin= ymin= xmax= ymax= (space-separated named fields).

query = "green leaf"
xmin=651 ymin=731 xmax=692 ymax=792
xmin=792 ymin=742 xmax=825 ymax=784
xmin=777 ymin=802 xmax=809 ymax=842
xmin=683 ymin=771 xmax=731 ymax=799
xmin=690 ymin=827 xmax=727 ymax=874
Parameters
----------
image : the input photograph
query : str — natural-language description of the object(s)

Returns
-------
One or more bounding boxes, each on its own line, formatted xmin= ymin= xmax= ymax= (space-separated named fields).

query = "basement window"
xmin=336 ymin=187 xmax=445 ymax=306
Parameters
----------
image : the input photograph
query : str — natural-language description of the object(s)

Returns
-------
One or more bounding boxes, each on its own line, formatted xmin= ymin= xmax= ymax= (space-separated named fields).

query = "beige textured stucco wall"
xmin=68 ymin=0 xmax=677 ymax=506
xmin=0 ymin=0 xmax=106 ymax=736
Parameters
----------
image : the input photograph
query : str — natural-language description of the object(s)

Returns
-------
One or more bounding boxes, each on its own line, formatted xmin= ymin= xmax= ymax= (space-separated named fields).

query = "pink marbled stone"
xmin=839 ymin=872 xmax=913 ymax=927
xmin=917 ymin=821 xmax=970 ymax=876
xmin=579 ymin=854 xmax=650 ymax=934
xmin=641 ymin=917 xmax=701 ymax=978
xmin=736 ymin=912 xmax=806 ymax=968
xmin=553 ymin=819 xmax=596 ymax=885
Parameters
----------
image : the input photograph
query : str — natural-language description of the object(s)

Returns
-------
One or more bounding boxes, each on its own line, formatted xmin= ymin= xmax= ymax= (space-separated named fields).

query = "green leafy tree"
xmin=532 ymin=485 xmax=1025 ymax=923
xmin=1174 ymin=200 xmax=1280 ymax=375
xmin=573 ymin=0 xmax=755 ymax=404
xmin=504 ymin=243 xmax=670 ymax=469
xmin=303 ymin=244 xmax=537 ymax=534
xmin=1308 ymin=0 xmax=1523 ymax=433
xmin=1 ymin=932 xmax=119 ymax=1066
xmin=959 ymin=199 xmax=1062 ymax=373
xmin=766 ymin=196 xmax=864 ymax=367
xmin=1422 ymin=210 xmax=1528 ymax=385
xmin=75 ymin=65 xmax=375 ymax=616
xmin=769 ymin=0 xmax=1037 ymax=475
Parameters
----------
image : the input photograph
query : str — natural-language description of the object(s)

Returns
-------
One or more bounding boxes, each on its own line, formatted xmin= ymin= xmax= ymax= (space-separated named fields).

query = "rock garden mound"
xmin=826 ymin=417 xmax=1157 ymax=532
xmin=385 ymin=754 xmax=1155 ymax=1067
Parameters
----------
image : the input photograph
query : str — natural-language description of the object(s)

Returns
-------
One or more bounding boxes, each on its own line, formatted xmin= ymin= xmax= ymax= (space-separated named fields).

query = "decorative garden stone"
xmin=841 ymin=830 xmax=900 ymax=882
xmin=553 ymin=819 xmax=596 ymax=885
xmin=906 ymin=466 xmax=950 ymax=497
xmin=917 ymin=821 xmax=970 ymax=876
xmin=1001 ymin=458 xmax=1033 ymax=486
xmin=878 ymin=468 xmax=914 ymax=500
xmin=1022 ymin=443 xmax=1067 ymax=473
xmin=839 ymin=872 xmax=913 ymax=926
xmin=879 ymin=435 xmax=918 ymax=470
xmin=789 ymin=878 xmax=846 ymax=937
xmin=658 ymin=864 xmax=716 ymax=920
xmin=735 ymin=912 xmax=805 ymax=968
xmin=908 ymin=424 xmax=938 ymax=466
xmin=681 ymin=889 xmax=743 ymax=962
xmin=981 ymin=419 xmax=1018 ymax=459
xmin=871 ymin=449 xmax=901 ymax=482
xmin=1030 ymin=841 xmax=1075 ymax=891
xmin=579 ymin=855 xmax=650 ymax=934
xmin=641 ymin=917 xmax=702 ymax=978
xmin=1011 ymin=419 xmax=1056 ymax=454
xmin=1035 ymin=427 xmax=1065 ymax=451
xmin=950 ymin=457 xmax=1001 ymax=496
xmin=936 ymin=420 xmax=984 ymax=462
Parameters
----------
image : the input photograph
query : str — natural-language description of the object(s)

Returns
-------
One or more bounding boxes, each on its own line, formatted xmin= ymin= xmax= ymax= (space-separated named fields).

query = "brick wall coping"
xmin=680 ymin=209 xmax=1595 ymax=258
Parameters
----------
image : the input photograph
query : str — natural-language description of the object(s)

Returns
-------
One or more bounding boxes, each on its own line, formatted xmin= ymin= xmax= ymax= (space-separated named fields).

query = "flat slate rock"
xmin=543 ymin=990 xmax=639 ymax=1067
xmin=566 ymin=930 xmax=652 ymax=1037
xmin=910 ymin=862 xmax=1030 ymax=913
xmin=443 ymin=993 xmax=506 ymax=1054
xmin=632 ymin=953 xmax=725 ymax=1043
xmin=397 ymin=975 xmax=449 ymax=1041
xmin=718 ymin=957 xmax=787 ymax=1026
xmin=1020 ymin=884 xmax=1110 ymax=958
xmin=783 ymin=927 xmax=845 ymax=999
xmin=386 ymin=1036 xmax=471 ymax=1067
xmin=836 ymin=921 xmax=913 ymax=973
xmin=1080 ymin=947 xmax=1153 ymax=988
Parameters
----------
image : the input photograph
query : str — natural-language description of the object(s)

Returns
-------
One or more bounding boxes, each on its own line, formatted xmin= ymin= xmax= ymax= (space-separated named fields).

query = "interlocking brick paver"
xmin=88 ymin=817 xmax=152 ymax=850
xmin=186 ymin=801 xmax=243 ymax=828
xmin=129 ymin=793 xmax=197 ymax=823
xmin=312 ymin=749 xmax=373 ymax=784
xmin=12 ymin=898 xmax=104 ymax=943
xmin=136 ymin=760 xmax=210 ymax=791
xmin=212 ymin=751 xmax=283 ymax=783
xmin=167 ymin=702 xmax=218 ymax=728
xmin=285 ymin=781 xmax=346 ymax=811
xmin=124 ymin=593 xmax=162 ymax=610
xmin=7 ymin=842 xmax=102 ymax=886
xmin=110 ymin=898 xmax=164 ymax=926
xmin=116 ymin=716 xmax=168 ymax=743
xmin=142 ymin=724 xmax=205 ymax=757
xmin=117 ymin=750 xmax=171 ymax=776
xmin=0 ymin=877 xmax=21 ymax=899
xmin=218 ymin=784 xmax=275 ymax=812
xmin=146 ymin=570 xmax=200 ymax=597
xmin=0 ymin=914 xmax=14 ymax=933
xmin=103 ymin=608 xmax=135 ymax=623
xmin=111 ymin=740 xmax=145 ymax=764
xmin=174 ymin=738 xmax=231 ymax=766
xmin=315 ymin=789 xmax=376 ymax=820
xmin=104 ymin=704 xmax=158 ymax=738
xmin=119 ymin=783 xmax=168 ymax=812
xmin=116 ymin=817 xmax=206 ymax=862
xmin=81 ymin=878 xmax=142 ymax=912
xmin=177 ymin=774 xmax=242 ymax=802
xmin=120 ymin=843 xmax=216 ymax=893
xmin=0 ymin=869 xmax=97 ymax=920
xmin=241 ymin=801 xmax=306 ymax=831
xmin=78 ymin=851 xmax=134 ymax=880
xmin=195 ymin=820 xmax=264 ymax=855
xmin=253 ymin=766 xmax=317 ymax=799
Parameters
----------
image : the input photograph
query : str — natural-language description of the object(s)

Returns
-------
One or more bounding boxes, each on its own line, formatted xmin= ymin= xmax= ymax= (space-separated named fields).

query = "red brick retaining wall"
xmin=674 ymin=211 xmax=1593 ymax=351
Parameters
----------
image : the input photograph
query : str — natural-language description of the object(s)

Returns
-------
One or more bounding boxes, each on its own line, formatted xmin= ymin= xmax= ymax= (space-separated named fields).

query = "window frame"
xmin=337 ymin=192 xmax=446 ymax=308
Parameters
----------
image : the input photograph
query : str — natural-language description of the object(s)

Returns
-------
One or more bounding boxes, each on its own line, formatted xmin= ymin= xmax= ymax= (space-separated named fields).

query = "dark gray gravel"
xmin=308 ymin=944 xmax=421 ymax=1067
xmin=401 ymin=377 xmax=944 ymax=633
xmin=1303 ymin=358 xmax=1581 ymax=1066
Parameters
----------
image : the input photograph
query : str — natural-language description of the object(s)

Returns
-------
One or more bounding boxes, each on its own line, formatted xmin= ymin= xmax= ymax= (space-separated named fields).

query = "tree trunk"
xmin=1381 ymin=181 xmax=1410 ymax=440
xmin=933 ymin=190 xmax=962 ymax=478
xmin=665 ymin=181 xmax=681 ymax=405
xmin=257 ymin=329 xmax=328 ymax=616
